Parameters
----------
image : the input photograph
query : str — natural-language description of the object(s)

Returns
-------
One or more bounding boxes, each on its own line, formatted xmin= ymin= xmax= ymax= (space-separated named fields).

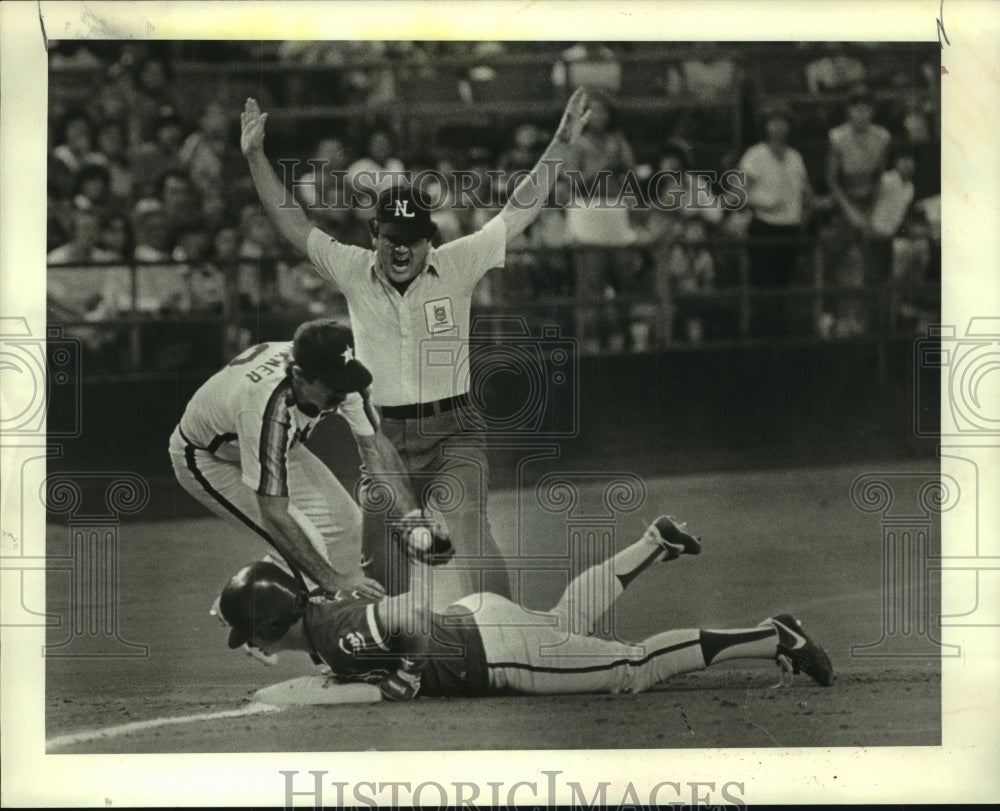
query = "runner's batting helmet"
xmin=218 ymin=561 xmax=307 ymax=649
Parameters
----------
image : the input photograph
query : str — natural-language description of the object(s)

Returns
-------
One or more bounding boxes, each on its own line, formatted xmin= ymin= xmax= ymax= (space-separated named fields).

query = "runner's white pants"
xmin=457 ymin=593 xmax=706 ymax=695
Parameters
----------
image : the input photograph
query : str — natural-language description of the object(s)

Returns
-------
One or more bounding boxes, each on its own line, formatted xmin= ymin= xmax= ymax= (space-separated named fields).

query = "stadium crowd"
xmin=46 ymin=41 xmax=941 ymax=371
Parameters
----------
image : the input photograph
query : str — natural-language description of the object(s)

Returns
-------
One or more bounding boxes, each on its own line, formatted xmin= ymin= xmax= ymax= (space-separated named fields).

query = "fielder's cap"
xmin=219 ymin=561 xmax=304 ymax=649
xmin=374 ymin=185 xmax=436 ymax=242
xmin=292 ymin=318 xmax=373 ymax=393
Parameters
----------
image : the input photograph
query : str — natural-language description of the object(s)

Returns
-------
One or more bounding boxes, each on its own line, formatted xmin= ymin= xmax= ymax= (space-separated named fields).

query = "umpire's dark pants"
xmin=361 ymin=403 xmax=512 ymax=600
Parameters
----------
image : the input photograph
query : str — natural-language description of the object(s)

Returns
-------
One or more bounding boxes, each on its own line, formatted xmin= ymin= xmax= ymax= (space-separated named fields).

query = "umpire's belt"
xmin=379 ymin=394 xmax=470 ymax=420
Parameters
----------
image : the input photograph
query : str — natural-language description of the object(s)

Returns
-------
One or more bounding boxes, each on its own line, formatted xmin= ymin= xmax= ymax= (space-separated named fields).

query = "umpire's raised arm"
xmin=497 ymin=87 xmax=591 ymax=242
xmin=241 ymin=98 xmax=313 ymax=254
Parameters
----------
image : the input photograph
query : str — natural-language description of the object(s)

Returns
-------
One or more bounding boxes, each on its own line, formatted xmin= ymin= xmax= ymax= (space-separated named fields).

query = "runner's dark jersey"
xmin=304 ymin=595 xmax=488 ymax=695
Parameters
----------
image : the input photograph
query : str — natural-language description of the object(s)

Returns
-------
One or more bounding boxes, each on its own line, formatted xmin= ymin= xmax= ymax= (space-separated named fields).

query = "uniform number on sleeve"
xmin=228 ymin=343 xmax=270 ymax=367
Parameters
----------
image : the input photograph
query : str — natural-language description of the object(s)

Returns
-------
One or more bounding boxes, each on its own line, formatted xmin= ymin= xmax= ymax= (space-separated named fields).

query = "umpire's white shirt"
xmin=306 ymin=217 xmax=506 ymax=407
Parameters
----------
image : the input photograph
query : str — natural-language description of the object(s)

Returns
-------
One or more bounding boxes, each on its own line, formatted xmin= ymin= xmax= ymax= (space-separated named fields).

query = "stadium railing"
xmin=46 ymin=232 xmax=931 ymax=381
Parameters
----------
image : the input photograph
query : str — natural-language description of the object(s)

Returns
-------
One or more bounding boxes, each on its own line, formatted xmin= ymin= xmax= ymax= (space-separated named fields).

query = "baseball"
xmin=409 ymin=526 xmax=433 ymax=552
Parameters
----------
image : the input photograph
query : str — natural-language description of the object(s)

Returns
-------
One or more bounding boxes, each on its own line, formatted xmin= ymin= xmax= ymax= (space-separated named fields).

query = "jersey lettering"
xmin=338 ymin=631 xmax=366 ymax=655
xmin=228 ymin=343 xmax=270 ymax=367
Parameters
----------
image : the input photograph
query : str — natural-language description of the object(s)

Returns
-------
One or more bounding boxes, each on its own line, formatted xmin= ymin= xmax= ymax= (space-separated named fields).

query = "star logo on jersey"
xmin=341 ymin=346 xmax=354 ymax=364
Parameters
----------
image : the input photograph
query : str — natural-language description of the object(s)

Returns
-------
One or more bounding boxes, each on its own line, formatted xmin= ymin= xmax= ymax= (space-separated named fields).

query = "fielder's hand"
xmin=240 ymin=97 xmax=268 ymax=157
xmin=554 ymin=87 xmax=592 ymax=145
xmin=321 ymin=572 xmax=386 ymax=601
xmin=398 ymin=508 xmax=455 ymax=567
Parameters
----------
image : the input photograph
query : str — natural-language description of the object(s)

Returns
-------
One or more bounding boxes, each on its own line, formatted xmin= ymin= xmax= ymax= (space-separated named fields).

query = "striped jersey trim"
xmin=366 ymin=603 xmax=390 ymax=651
xmin=257 ymin=378 xmax=293 ymax=497
xmin=487 ymin=637 xmax=702 ymax=675
xmin=207 ymin=432 xmax=238 ymax=453
xmin=178 ymin=426 xmax=237 ymax=454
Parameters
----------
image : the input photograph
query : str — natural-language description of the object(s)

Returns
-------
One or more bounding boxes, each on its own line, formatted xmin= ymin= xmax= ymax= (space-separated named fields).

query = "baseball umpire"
xmin=239 ymin=89 xmax=593 ymax=602
xmin=170 ymin=318 xmax=406 ymax=603
xmin=216 ymin=515 xmax=834 ymax=700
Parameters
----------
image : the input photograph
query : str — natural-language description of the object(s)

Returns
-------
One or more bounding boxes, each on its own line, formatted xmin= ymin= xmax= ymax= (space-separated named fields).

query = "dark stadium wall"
xmin=46 ymin=337 xmax=938 ymax=520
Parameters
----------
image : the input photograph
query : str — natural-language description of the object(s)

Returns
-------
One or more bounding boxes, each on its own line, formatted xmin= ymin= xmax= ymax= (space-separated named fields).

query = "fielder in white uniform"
xmin=169 ymin=318 xmax=405 ymax=600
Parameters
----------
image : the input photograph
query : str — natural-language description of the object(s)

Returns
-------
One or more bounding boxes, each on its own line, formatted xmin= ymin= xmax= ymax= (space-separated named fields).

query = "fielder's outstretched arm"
xmin=241 ymin=97 xmax=313 ymax=255
xmin=339 ymin=390 xmax=419 ymax=517
xmin=257 ymin=494 xmax=385 ymax=600
xmin=498 ymin=87 xmax=592 ymax=243
xmin=353 ymin=431 xmax=419 ymax=515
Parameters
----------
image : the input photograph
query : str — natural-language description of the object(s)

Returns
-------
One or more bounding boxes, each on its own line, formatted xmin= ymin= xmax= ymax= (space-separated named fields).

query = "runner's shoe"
xmin=649 ymin=515 xmax=703 ymax=561
xmin=761 ymin=614 xmax=834 ymax=687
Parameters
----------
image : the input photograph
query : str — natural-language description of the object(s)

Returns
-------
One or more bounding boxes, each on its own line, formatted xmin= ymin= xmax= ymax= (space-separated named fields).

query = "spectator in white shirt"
xmin=823 ymin=87 xmax=891 ymax=336
xmin=47 ymin=204 xmax=125 ymax=356
xmin=738 ymin=101 xmax=813 ymax=336
xmin=871 ymin=147 xmax=916 ymax=239
xmin=132 ymin=199 xmax=189 ymax=314
xmin=48 ymin=204 xmax=119 ymax=313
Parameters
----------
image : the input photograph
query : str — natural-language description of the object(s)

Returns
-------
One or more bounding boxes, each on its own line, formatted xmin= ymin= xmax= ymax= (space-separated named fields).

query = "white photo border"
xmin=2 ymin=0 xmax=998 ymax=806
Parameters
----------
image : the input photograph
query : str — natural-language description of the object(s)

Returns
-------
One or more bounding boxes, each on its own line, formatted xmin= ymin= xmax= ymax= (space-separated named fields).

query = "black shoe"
xmin=649 ymin=515 xmax=702 ymax=561
xmin=762 ymin=614 xmax=834 ymax=687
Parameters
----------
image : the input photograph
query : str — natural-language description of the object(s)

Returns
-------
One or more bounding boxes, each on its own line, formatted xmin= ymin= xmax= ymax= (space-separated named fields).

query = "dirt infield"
xmin=45 ymin=462 xmax=942 ymax=753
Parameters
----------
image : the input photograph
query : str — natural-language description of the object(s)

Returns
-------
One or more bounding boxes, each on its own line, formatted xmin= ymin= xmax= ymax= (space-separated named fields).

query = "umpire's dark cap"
xmin=375 ymin=185 xmax=436 ymax=241
xmin=292 ymin=318 xmax=373 ymax=393
xmin=219 ymin=561 xmax=306 ymax=649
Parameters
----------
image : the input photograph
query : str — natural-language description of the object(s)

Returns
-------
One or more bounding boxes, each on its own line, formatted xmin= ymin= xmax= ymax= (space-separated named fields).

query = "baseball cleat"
xmin=649 ymin=515 xmax=702 ymax=561
xmin=761 ymin=614 xmax=834 ymax=687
